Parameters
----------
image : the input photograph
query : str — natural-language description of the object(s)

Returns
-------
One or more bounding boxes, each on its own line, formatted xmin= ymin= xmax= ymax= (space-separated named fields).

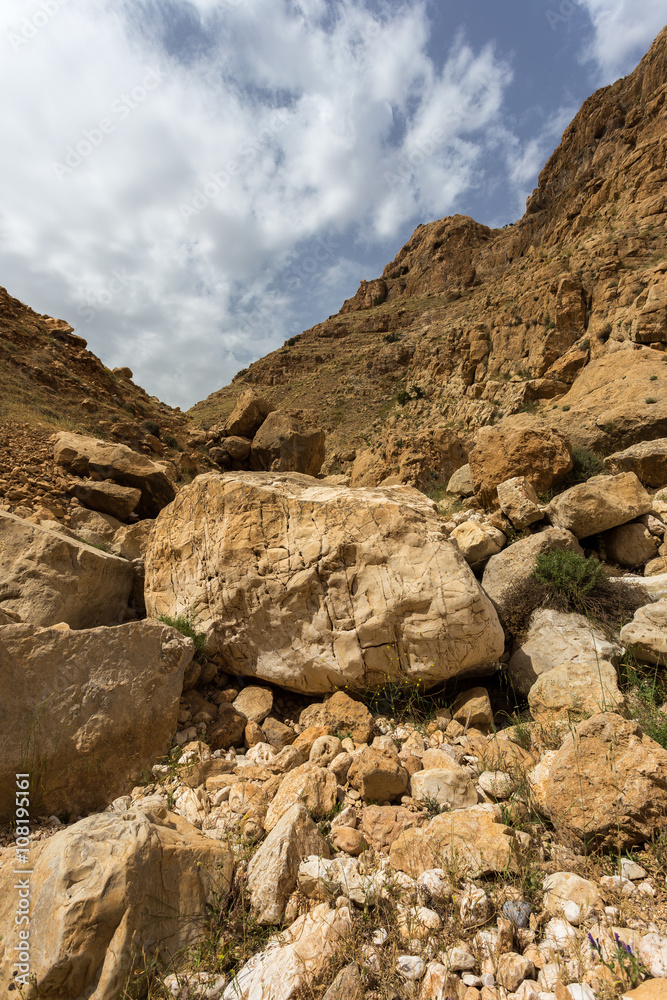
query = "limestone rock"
xmin=0 ymin=808 xmax=233 ymax=1000
xmin=620 ymin=599 xmax=667 ymax=665
xmin=0 ymin=620 xmax=192 ymax=820
xmin=233 ymin=686 xmax=274 ymax=724
xmin=410 ymin=765 xmax=477 ymax=810
xmin=509 ymin=609 xmax=621 ymax=695
xmin=222 ymin=902 xmax=352 ymax=1000
xmin=545 ymin=713 xmax=667 ymax=849
xmin=389 ymin=804 xmax=521 ymax=878
xmin=605 ymin=439 xmax=667 ymax=487
xmin=247 ymin=801 xmax=330 ymax=926
xmin=528 ymin=659 xmax=624 ymax=720
xmin=145 ymin=473 xmax=504 ymax=693
xmin=601 ymin=521 xmax=660 ymax=567
xmin=358 ymin=805 xmax=428 ymax=852
xmin=451 ymin=687 xmax=493 ymax=728
xmin=451 ymin=520 xmax=505 ymax=564
xmin=111 ymin=519 xmax=153 ymax=560
xmin=264 ymin=763 xmax=338 ymax=831
xmin=54 ymin=431 xmax=175 ymax=517
xmin=348 ymin=748 xmax=409 ymax=802
xmin=497 ymin=477 xmax=544 ymax=529
xmin=70 ymin=477 xmax=141 ymax=520
xmin=482 ymin=528 xmax=583 ymax=620
xmin=543 ymin=872 xmax=603 ymax=919
xmin=547 ymin=472 xmax=652 ymax=538
xmin=0 ymin=510 xmax=133 ymax=628
xmin=225 ymin=389 xmax=276 ymax=438
xmin=469 ymin=415 xmax=572 ymax=507
xmin=300 ymin=692 xmax=374 ymax=744
xmin=646 ymin=556 xmax=667 ymax=576
xmin=208 ymin=704 xmax=248 ymax=751
xmin=447 ymin=463 xmax=475 ymax=497
xmin=250 ymin=410 xmax=325 ymax=476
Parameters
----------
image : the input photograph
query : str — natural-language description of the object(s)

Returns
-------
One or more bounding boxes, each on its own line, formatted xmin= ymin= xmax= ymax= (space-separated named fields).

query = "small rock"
xmin=396 ymin=955 xmax=426 ymax=980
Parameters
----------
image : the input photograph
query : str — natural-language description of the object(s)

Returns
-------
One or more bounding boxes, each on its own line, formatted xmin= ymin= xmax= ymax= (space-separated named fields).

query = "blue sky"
xmin=0 ymin=0 xmax=664 ymax=409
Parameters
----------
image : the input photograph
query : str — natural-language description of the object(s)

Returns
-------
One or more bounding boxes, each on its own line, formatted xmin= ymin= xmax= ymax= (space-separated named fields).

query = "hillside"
xmin=190 ymin=26 xmax=667 ymax=489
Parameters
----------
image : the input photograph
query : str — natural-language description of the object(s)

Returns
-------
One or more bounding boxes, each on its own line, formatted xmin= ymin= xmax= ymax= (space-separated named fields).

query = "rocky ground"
xmin=1 ymin=23 xmax=667 ymax=1000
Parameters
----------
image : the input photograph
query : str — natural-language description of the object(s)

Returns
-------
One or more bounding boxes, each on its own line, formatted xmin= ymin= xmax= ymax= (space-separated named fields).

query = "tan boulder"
xmin=481 ymin=527 xmax=583 ymax=620
xmin=542 ymin=872 xmax=603 ymax=918
xmin=247 ymin=801 xmax=330 ymax=925
xmin=528 ymin=659 xmax=624 ymax=720
xmin=509 ymin=609 xmax=621 ymax=695
xmin=390 ymin=804 xmax=521 ymax=878
xmin=604 ymin=439 xmax=667 ymax=488
xmin=250 ymin=410 xmax=325 ymax=476
xmin=623 ymin=982 xmax=667 ymax=1000
xmin=0 ymin=620 xmax=192 ymax=820
xmin=208 ymin=703 xmax=248 ymax=751
xmin=450 ymin=520 xmax=506 ymax=564
xmin=646 ymin=556 xmax=667 ymax=576
xmin=292 ymin=725 xmax=334 ymax=756
xmin=0 ymin=510 xmax=133 ymax=628
xmin=548 ymin=349 xmax=667 ymax=453
xmin=300 ymin=692 xmax=374 ymax=744
xmin=54 ymin=431 xmax=175 ymax=517
xmin=145 ymin=473 xmax=504 ymax=693
xmin=548 ymin=472 xmax=652 ymax=538
xmin=545 ymin=713 xmax=667 ymax=849
xmin=451 ymin=687 xmax=493 ymax=728
xmin=223 ymin=902 xmax=352 ymax=1000
xmin=111 ymin=519 xmax=153 ymax=560
xmin=225 ymin=388 xmax=275 ymax=438
xmin=620 ymin=599 xmax=667 ymax=665
xmin=348 ymin=748 xmax=409 ymax=802
xmin=262 ymin=716 xmax=296 ymax=750
xmin=264 ymin=762 xmax=338 ymax=831
xmin=233 ymin=685 xmax=274 ymax=724
xmin=0 ymin=808 xmax=233 ymax=1000
xmin=497 ymin=476 xmax=544 ymax=529
xmin=410 ymin=764 xmax=477 ymax=810
xmin=469 ymin=415 xmax=572 ymax=507
xmin=68 ymin=506 xmax=122 ymax=544
xmin=447 ymin=463 xmax=475 ymax=497
xmin=358 ymin=805 xmax=428 ymax=852
xmin=70 ymin=478 xmax=141 ymax=520
xmin=602 ymin=521 xmax=660 ymax=567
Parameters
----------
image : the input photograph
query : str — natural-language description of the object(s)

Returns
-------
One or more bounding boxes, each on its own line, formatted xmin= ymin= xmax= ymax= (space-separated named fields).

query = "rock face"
xmin=0 ymin=808 xmax=233 ymax=1000
xmin=0 ymin=510 xmax=133 ymax=628
xmin=250 ymin=410 xmax=326 ymax=476
xmin=54 ymin=430 xmax=176 ymax=518
xmin=620 ymin=599 xmax=667 ymax=665
xmin=145 ymin=473 xmax=504 ymax=693
xmin=481 ymin=528 xmax=583 ymax=619
xmin=528 ymin=659 xmax=624 ymax=720
xmin=547 ymin=472 xmax=653 ymax=538
xmin=0 ymin=621 xmax=193 ymax=820
xmin=604 ymin=439 xmax=667 ymax=487
xmin=545 ymin=713 xmax=667 ymax=849
xmin=468 ymin=415 xmax=572 ymax=507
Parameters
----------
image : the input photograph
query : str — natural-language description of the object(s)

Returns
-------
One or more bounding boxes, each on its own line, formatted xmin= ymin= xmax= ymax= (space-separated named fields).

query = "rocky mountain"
xmin=191 ymin=25 xmax=667 ymax=490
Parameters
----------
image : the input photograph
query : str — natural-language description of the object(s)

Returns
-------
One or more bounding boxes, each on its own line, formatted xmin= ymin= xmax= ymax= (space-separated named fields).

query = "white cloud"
xmin=0 ymin=0 xmax=515 ymax=407
xmin=577 ymin=0 xmax=665 ymax=82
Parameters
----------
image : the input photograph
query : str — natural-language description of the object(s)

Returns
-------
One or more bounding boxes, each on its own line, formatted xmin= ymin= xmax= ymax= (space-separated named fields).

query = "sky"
xmin=0 ymin=0 xmax=665 ymax=410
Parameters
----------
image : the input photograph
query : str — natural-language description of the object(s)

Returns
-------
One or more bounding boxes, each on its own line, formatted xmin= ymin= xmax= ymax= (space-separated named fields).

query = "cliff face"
xmin=190 ymin=26 xmax=667 ymax=486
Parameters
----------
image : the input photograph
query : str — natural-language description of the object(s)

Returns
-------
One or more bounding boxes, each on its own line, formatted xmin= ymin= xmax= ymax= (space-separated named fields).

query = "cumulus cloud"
xmin=0 ymin=0 xmax=518 ymax=407
xmin=576 ymin=0 xmax=666 ymax=82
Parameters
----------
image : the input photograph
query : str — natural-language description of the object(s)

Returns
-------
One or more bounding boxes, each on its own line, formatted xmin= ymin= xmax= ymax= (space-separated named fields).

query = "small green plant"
xmin=396 ymin=390 xmax=411 ymax=406
xmin=649 ymin=374 xmax=658 ymax=381
xmin=409 ymin=384 xmax=425 ymax=399
xmin=383 ymin=331 xmax=400 ymax=344
xmin=646 ymin=397 xmax=657 ymax=404
xmin=141 ymin=419 xmax=160 ymax=438
xmin=157 ymin=612 xmax=207 ymax=656
xmin=561 ymin=404 xmax=571 ymax=411
xmin=588 ymin=931 xmax=648 ymax=993
xmin=563 ymin=445 xmax=606 ymax=485
xmin=164 ymin=434 xmax=182 ymax=450
xmin=123 ymin=403 xmax=136 ymax=416
xmin=532 ymin=550 xmax=603 ymax=606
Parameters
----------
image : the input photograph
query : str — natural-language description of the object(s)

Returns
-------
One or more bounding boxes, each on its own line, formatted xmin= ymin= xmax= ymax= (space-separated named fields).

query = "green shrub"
xmin=164 ymin=434 xmax=181 ymax=450
xmin=532 ymin=550 xmax=603 ymax=605
xmin=646 ymin=397 xmax=657 ymax=404
xmin=157 ymin=612 xmax=207 ymax=655
xmin=409 ymin=385 xmax=425 ymax=399
xmin=397 ymin=390 xmax=411 ymax=405
xmin=563 ymin=446 xmax=605 ymax=485
xmin=383 ymin=331 xmax=400 ymax=343
xmin=650 ymin=374 xmax=658 ymax=381
xmin=141 ymin=419 xmax=160 ymax=438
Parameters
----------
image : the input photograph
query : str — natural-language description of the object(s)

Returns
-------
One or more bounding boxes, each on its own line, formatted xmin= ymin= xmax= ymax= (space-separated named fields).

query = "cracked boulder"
xmin=145 ymin=472 xmax=504 ymax=693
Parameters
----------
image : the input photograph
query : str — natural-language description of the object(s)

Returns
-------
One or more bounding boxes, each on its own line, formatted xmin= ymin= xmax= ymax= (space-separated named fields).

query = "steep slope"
xmin=190 ymin=25 xmax=667 ymax=488
xmin=0 ymin=286 xmax=201 ymax=517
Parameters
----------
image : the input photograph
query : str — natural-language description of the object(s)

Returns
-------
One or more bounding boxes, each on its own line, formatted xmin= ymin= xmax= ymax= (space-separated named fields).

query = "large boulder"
xmin=299 ymin=692 xmax=374 ymax=744
xmin=0 ymin=808 xmax=233 ymax=1000
xmin=528 ymin=659 xmax=624 ymax=720
xmin=145 ymin=473 xmax=504 ymax=694
xmin=604 ymin=439 xmax=667 ymax=488
xmin=0 ymin=511 xmax=133 ymax=628
xmin=0 ymin=621 xmax=192 ymax=820
xmin=225 ymin=388 xmax=275 ymax=438
xmin=620 ymin=599 xmax=667 ymax=665
xmin=548 ymin=349 xmax=667 ymax=453
xmin=250 ymin=410 xmax=325 ymax=476
xmin=70 ymin=478 xmax=141 ymax=520
xmin=54 ymin=431 xmax=175 ymax=517
xmin=601 ymin=521 xmax=660 ymax=567
xmin=481 ymin=527 xmax=583 ymax=620
xmin=468 ymin=415 xmax=572 ymax=507
xmin=547 ymin=473 xmax=653 ymax=538
xmin=545 ymin=713 xmax=667 ymax=849
xmin=509 ymin=609 xmax=621 ymax=696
